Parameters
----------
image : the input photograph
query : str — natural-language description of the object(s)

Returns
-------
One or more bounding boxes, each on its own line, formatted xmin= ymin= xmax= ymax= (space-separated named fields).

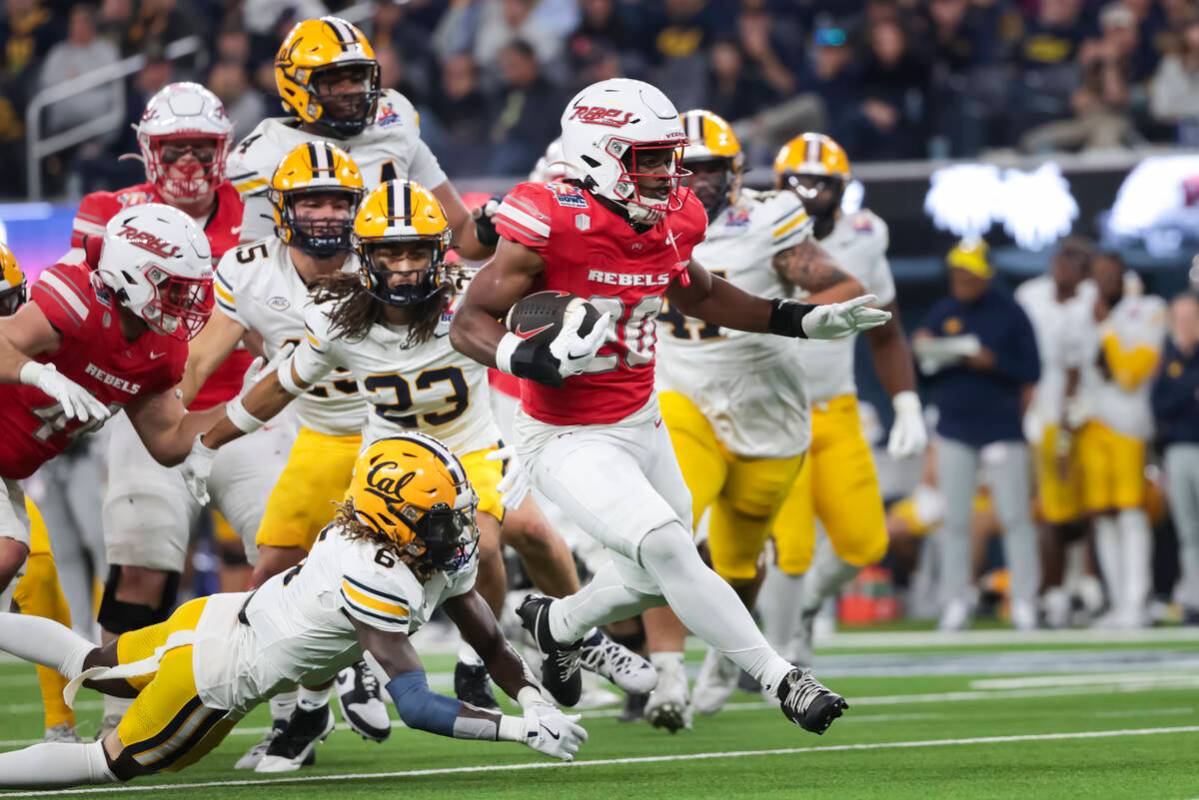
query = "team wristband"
xmin=225 ymin=396 xmax=265 ymax=435
xmin=768 ymin=298 xmax=817 ymax=339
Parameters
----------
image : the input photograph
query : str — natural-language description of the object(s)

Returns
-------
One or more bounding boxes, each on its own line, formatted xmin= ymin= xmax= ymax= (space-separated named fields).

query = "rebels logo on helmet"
xmin=113 ymin=224 xmax=182 ymax=259
xmin=569 ymin=105 xmax=636 ymax=127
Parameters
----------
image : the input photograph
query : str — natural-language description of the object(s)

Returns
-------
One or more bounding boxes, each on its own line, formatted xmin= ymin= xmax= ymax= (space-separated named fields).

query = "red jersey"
xmin=488 ymin=369 xmax=520 ymax=399
xmin=0 ymin=263 xmax=188 ymax=479
xmin=494 ymin=182 xmax=707 ymax=425
xmin=72 ymin=180 xmax=252 ymax=410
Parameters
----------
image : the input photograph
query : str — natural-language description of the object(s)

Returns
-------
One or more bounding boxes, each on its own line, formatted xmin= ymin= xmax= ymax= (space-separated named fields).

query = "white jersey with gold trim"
xmin=797 ymin=209 xmax=896 ymax=404
xmin=214 ymin=237 xmax=366 ymax=435
xmin=1078 ymin=292 xmax=1167 ymax=439
xmin=1015 ymin=275 xmax=1095 ymax=438
xmin=656 ymin=189 xmax=812 ymax=458
xmin=191 ymin=521 xmax=477 ymax=715
xmin=291 ymin=301 xmax=500 ymax=454
xmin=227 ymin=90 xmax=448 ymax=242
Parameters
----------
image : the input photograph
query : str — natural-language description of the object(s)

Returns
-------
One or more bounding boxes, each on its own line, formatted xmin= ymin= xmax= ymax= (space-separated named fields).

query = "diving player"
xmin=0 ymin=434 xmax=587 ymax=789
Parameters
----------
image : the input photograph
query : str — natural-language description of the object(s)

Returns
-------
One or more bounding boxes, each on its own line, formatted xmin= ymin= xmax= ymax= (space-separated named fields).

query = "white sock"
xmin=639 ymin=523 xmax=793 ymax=696
xmin=800 ymin=548 xmax=860 ymax=613
xmin=457 ymin=643 xmax=484 ymax=668
xmin=0 ymin=740 xmax=116 ymax=788
xmin=1118 ymin=508 xmax=1152 ymax=620
xmin=548 ymin=561 xmax=660 ymax=645
xmin=297 ymin=685 xmax=329 ymax=712
xmin=0 ymin=612 xmax=93 ymax=678
xmin=649 ymin=651 xmax=684 ymax=672
xmin=1094 ymin=515 xmax=1123 ymax=611
xmin=762 ymin=569 xmax=805 ymax=652
xmin=103 ymin=695 xmax=132 ymax=722
xmin=269 ymin=690 xmax=297 ymax=723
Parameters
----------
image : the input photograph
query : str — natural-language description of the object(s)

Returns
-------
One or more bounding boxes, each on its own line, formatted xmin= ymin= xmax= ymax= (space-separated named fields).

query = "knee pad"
xmin=97 ymin=566 xmax=179 ymax=633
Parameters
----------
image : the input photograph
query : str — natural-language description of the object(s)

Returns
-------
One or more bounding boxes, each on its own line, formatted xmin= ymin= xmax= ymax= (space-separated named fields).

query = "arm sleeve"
xmin=767 ymin=193 xmax=813 ymax=256
xmin=494 ymin=183 xmax=553 ymax=254
xmin=30 ymin=265 xmax=92 ymax=336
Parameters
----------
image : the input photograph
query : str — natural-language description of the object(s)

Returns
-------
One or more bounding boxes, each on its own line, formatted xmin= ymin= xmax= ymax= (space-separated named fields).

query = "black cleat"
xmin=255 ymin=705 xmax=334 ymax=773
xmin=517 ymin=594 xmax=583 ymax=707
xmin=776 ymin=668 xmax=848 ymax=735
xmin=454 ymin=662 xmax=500 ymax=710
xmin=618 ymin=692 xmax=649 ymax=722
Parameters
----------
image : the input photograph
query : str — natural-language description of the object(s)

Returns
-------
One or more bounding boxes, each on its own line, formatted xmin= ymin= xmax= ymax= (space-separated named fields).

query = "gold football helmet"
xmin=0 ymin=242 xmax=26 ymax=317
xmin=680 ymin=109 xmax=744 ymax=216
xmin=773 ymin=133 xmax=852 ymax=185
xmin=347 ymin=433 xmax=479 ymax=571
xmin=269 ymin=141 xmax=365 ymax=258
xmin=352 ymin=180 xmax=451 ymax=308
xmin=275 ymin=16 xmax=380 ymax=137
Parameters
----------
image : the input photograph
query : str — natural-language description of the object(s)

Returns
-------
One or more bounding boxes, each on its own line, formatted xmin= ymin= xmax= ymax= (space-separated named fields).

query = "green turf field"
xmin=2 ymin=629 xmax=1198 ymax=800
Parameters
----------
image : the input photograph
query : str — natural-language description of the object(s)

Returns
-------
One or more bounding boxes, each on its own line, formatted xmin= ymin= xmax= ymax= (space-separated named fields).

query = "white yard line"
xmin=3 ymin=725 xmax=1198 ymax=797
xmin=821 ymin=627 xmax=1199 ymax=649
xmin=971 ymin=673 xmax=1199 ymax=689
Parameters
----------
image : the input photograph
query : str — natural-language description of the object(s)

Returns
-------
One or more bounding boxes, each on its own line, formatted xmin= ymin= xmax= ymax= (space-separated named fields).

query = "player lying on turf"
xmin=0 ymin=432 xmax=587 ymax=789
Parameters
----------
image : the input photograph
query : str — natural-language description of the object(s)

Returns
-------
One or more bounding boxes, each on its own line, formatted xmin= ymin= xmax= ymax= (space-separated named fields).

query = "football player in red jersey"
xmin=451 ymin=79 xmax=890 ymax=735
xmin=68 ymin=83 xmax=289 ymax=737
xmin=0 ymin=205 xmax=232 ymax=618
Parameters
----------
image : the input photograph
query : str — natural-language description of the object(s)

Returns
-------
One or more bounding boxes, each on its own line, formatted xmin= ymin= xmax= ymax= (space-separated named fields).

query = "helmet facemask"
xmin=361 ymin=239 xmax=446 ymax=309
xmin=136 ymin=262 xmax=214 ymax=341
xmin=782 ymin=172 xmax=844 ymax=219
xmin=405 ymin=501 xmax=478 ymax=574
xmin=0 ymin=282 xmax=26 ymax=317
xmin=307 ymin=62 xmax=380 ymax=138
xmin=603 ymin=139 xmax=689 ymax=225
xmin=683 ymin=156 xmax=737 ymax=221
xmin=281 ymin=188 xmax=361 ymax=258
xmin=141 ymin=133 xmax=229 ymax=205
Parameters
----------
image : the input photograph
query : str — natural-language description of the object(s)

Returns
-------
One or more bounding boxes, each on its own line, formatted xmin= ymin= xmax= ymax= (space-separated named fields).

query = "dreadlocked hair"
xmin=310 ymin=270 xmax=455 ymax=347
xmin=333 ymin=497 xmax=404 ymax=560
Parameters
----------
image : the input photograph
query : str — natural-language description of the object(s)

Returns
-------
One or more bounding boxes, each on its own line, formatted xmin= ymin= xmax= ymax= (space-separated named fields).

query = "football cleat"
xmin=578 ymin=629 xmax=657 ymax=694
xmin=692 ymin=647 xmax=740 ymax=715
xmin=335 ymin=662 xmax=391 ymax=742
xmin=517 ymin=594 xmax=582 ymax=707
xmin=618 ymin=691 xmax=649 ymax=723
xmin=44 ymin=723 xmax=81 ymax=744
xmin=776 ymin=668 xmax=847 ymax=735
xmin=235 ymin=718 xmax=287 ymax=770
xmin=645 ymin=658 xmax=692 ymax=733
xmin=454 ymin=662 xmax=500 ymax=711
xmin=255 ymin=705 xmax=334 ymax=773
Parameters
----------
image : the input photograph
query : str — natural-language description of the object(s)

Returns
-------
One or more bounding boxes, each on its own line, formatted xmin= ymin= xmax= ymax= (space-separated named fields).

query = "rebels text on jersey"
xmin=71 ymin=180 xmax=252 ymax=411
xmin=494 ymin=182 xmax=707 ymax=425
xmin=0 ymin=263 xmax=187 ymax=479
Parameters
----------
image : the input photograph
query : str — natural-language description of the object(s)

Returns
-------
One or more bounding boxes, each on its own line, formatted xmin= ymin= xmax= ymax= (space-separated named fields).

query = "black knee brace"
xmin=97 ymin=566 xmax=180 ymax=633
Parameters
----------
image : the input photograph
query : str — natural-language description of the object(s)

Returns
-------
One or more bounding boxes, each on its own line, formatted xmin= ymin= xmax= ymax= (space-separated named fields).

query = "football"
xmin=505 ymin=290 xmax=602 ymax=347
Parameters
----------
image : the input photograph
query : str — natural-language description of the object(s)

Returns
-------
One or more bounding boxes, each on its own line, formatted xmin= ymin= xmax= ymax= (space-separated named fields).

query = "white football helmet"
xmin=95 ymin=203 xmax=214 ymax=341
xmin=529 ymin=137 xmax=568 ymax=182
xmin=558 ymin=79 xmax=689 ymax=225
xmin=135 ymin=82 xmax=234 ymax=204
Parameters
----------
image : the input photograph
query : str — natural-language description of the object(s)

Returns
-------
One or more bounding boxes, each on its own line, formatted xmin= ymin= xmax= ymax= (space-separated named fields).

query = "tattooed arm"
xmin=772 ymin=239 xmax=864 ymax=303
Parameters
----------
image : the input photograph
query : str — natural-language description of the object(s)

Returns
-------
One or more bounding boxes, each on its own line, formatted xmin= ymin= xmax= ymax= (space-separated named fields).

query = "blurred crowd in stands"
xmin=5 ymin=0 xmax=1199 ymax=196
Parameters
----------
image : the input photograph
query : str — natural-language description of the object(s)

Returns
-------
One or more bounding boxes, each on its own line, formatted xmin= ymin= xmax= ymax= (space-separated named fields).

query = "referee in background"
xmin=914 ymin=242 xmax=1042 ymax=631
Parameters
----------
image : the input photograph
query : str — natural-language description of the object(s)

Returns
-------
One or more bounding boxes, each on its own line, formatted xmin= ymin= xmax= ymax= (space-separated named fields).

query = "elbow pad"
xmin=386 ymin=670 xmax=464 ymax=737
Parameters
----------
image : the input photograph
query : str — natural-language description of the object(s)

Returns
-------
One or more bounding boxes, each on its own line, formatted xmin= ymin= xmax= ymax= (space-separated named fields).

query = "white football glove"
xmin=485 ymin=445 xmax=532 ymax=510
xmin=800 ymin=295 xmax=891 ymax=340
xmin=548 ymin=307 xmax=611 ymax=380
xmin=520 ymin=702 xmax=588 ymax=762
xmin=887 ymin=391 xmax=928 ymax=459
xmin=240 ymin=343 xmax=295 ymax=399
xmin=19 ymin=362 xmax=111 ymax=424
xmin=180 ymin=434 xmax=217 ymax=505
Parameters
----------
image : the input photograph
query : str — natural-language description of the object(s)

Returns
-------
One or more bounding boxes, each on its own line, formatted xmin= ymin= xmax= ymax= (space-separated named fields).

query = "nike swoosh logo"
xmin=539 ymin=722 xmax=561 ymax=740
xmin=149 ymin=351 xmax=166 ymax=360
xmin=515 ymin=323 xmax=553 ymax=339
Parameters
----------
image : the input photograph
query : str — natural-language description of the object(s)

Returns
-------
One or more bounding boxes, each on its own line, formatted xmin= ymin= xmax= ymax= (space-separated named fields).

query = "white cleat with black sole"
xmin=255 ymin=705 xmax=335 ymax=773
xmin=335 ymin=662 xmax=391 ymax=742
xmin=645 ymin=659 xmax=692 ymax=733
xmin=577 ymin=629 xmax=657 ymax=695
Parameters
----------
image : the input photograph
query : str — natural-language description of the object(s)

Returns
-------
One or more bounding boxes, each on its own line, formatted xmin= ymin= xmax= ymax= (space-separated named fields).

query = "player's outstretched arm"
xmin=124 ymin=389 xmax=227 ymax=467
xmin=444 ymin=589 xmax=542 ymax=702
xmin=349 ymin=611 xmax=587 ymax=760
xmin=772 ymin=239 xmax=866 ymax=304
xmin=432 ymin=181 xmax=495 ymax=261
xmin=0 ymin=303 xmax=110 ymax=423
xmin=449 ymin=237 xmax=544 ymax=368
xmin=669 ymin=261 xmax=892 ymax=340
xmin=199 ymin=346 xmax=317 ymax=450
xmin=179 ymin=311 xmax=247 ymax=406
